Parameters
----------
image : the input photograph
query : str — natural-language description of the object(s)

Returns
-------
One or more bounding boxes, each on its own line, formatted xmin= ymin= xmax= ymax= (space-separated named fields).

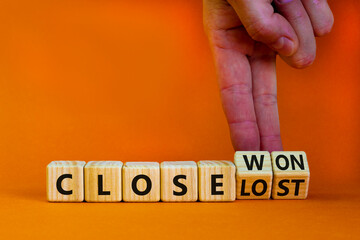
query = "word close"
xmin=46 ymin=151 xmax=310 ymax=202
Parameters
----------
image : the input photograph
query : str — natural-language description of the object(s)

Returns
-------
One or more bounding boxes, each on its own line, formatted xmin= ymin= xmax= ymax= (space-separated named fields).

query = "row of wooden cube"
xmin=46 ymin=151 xmax=310 ymax=202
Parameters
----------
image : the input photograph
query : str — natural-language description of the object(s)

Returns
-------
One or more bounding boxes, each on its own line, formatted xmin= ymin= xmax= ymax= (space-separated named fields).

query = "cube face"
xmin=234 ymin=151 xmax=273 ymax=172
xmin=271 ymin=151 xmax=310 ymax=199
xmin=198 ymin=161 xmax=236 ymax=202
xmin=84 ymin=161 xmax=123 ymax=202
xmin=160 ymin=161 xmax=198 ymax=202
xmin=46 ymin=161 xmax=85 ymax=202
xmin=123 ymin=162 xmax=160 ymax=202
xmin=234 ymin=151 xmax=273 ymax=199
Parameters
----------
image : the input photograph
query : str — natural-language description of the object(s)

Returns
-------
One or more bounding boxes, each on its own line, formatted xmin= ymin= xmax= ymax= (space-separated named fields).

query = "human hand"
xmin=203 ymin=0 xmax=333 ymax=151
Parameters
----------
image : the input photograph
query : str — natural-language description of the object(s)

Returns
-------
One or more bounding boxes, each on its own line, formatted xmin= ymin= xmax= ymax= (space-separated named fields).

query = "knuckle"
xmin=220 ymin=83 xmax=252 ymax=96
xmin=260 ymin=134 xmax=282 ymax=142
xmin=288 ymin=10 xmax=307 ymax=24
xmin=229 ymin=120 xmax=257 ymax=127
xmin=246 ymin=19 xmax=271 ymax=41
xmin=254 ymin=93 xmax=278 ymax=107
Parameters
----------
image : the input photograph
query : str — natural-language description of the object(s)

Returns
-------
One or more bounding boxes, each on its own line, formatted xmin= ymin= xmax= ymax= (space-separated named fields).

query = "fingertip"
xmin=260 ymin=135 xmax=284 ymax=152
xmin=230 ymin=122 xmax=260 ymax=151
xmin=314 ymin=13 xmax=334 ymax=37
xmin=232 ymin=138 xmax=260 ymax=151
xmin=302 ymin=0 xmax=334 ymax=37
xmin=292 ymin=52 xmax=316 ymax=69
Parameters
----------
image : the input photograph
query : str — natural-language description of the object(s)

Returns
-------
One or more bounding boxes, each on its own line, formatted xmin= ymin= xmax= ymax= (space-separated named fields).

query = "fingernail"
xmin=271 ymin=37 xmax=295 ymax=56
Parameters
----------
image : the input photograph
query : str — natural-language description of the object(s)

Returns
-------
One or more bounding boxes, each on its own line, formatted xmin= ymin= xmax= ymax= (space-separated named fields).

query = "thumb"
xmin=228 ymin=0 xmax=298 ymax=56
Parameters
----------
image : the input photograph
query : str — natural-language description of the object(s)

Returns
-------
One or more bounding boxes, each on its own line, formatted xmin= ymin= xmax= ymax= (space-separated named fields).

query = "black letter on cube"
xmin=132 ymin=174 xmax=152 ymax=196
xmin=173 ymin=175 xmax=187 ymax=196
xmin=277 ymin=179 xmax=290 ymax=196
xmin=98 ymin=175 xmax=111 ymax=195
xmin=211 ymin=174 xmax=224 ymax=195
xmin=56 ymin=174 xmax=73 ymax=195
xmin=292 ymin=179 xmax=305 ymax=196
xmin=252 ymin=179 xmax=267 ymax=196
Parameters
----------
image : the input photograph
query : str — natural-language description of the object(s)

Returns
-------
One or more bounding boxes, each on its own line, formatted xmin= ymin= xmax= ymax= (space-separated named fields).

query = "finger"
xmin=301 ymin=0 xmax=334 ymax=36
xmin=215 ymin=47 xmax=260 ymax=151
xmin=274 ymin=0 xmax=317 ymax=68
xmin=250 ymin=43 xmax=283 ymax=152
xmin=228 ymin=0 xmax=299 ymax=56
xmin=204 ymin=0 xmax=260 ymax=151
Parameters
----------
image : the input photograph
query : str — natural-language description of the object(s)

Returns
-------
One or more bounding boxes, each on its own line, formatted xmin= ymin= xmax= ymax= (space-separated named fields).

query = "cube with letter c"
xmin=46 ymin=161 xmax=85 ymax=202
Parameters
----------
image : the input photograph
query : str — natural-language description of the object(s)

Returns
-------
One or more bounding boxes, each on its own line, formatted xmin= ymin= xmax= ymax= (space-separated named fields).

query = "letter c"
xmin=56 ymin=174 xmax=73 ymax=195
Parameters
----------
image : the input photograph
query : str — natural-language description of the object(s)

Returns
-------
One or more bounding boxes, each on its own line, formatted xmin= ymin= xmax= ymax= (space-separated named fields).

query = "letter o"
xmin=132 ymin=174 xmax=152 ymax=196
xmin=251 ymin=179 xmax=267 ymax=196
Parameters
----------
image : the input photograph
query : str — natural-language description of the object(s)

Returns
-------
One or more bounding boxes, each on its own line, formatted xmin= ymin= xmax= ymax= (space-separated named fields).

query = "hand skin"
xmin=203 ymin=0 xmax=333 ymax=152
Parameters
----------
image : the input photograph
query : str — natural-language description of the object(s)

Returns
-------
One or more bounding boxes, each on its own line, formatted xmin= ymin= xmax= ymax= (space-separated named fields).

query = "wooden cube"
xmin=46 ymin=161 xmax=85 ymax=202
xmin=271 ymin=151 xmax=310 ymax=199
xmin=123 ymin=162 xmax=160 ymax=202
xmin=160 ymin=161 xmax=198 ymax=202
xmin=234 ymin=151 xmax=273 ymax=199
xmin=198 ymin=160 xmax=236 ymax=202
xmin=84 ymin=161 xmax=123 ymax=202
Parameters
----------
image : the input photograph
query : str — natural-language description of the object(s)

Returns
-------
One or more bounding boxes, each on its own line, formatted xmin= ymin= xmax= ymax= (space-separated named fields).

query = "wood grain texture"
xmin=84 ymin=161 xmax=123 ymax=202
xmin=271 ymin=151 xmax=310 ymax=199
xmin=234 ymin=151 xmax=273 ymax=199
xmin=46 ymin=161 xmax=85 ymax=202
xmin=123 ymin=162 xmax=160 ymax=202
xmin=198 ymin=160 xmax=235 ymax=202
xmin=160 ymin=161 xmax=198 ymax=202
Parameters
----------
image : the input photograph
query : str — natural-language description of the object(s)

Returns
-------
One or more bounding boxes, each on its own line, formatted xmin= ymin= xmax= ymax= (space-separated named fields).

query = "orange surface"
xmin=0 ymin=0 xmax=359 ymax=239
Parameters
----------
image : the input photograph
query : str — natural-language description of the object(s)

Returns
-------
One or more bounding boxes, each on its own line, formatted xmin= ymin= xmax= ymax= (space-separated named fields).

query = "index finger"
xmin=215 ymin=47 xmax=260 ymax=150
xmin=204 ymin=0 xmax=260 ymax=150
xmin=250 ymin=43 xmax=283 ymax=152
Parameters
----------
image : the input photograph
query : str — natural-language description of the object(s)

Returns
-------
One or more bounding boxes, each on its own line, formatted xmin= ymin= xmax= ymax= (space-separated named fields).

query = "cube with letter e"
xmin=271 ymin=151 xmax=310 ymax=199
xmin=198 ymin=160 xmax=236 ymax=202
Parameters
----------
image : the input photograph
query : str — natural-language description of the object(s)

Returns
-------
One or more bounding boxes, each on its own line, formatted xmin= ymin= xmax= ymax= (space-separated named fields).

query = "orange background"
xmin=0 ymin=0 xmax=359 ymax=239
